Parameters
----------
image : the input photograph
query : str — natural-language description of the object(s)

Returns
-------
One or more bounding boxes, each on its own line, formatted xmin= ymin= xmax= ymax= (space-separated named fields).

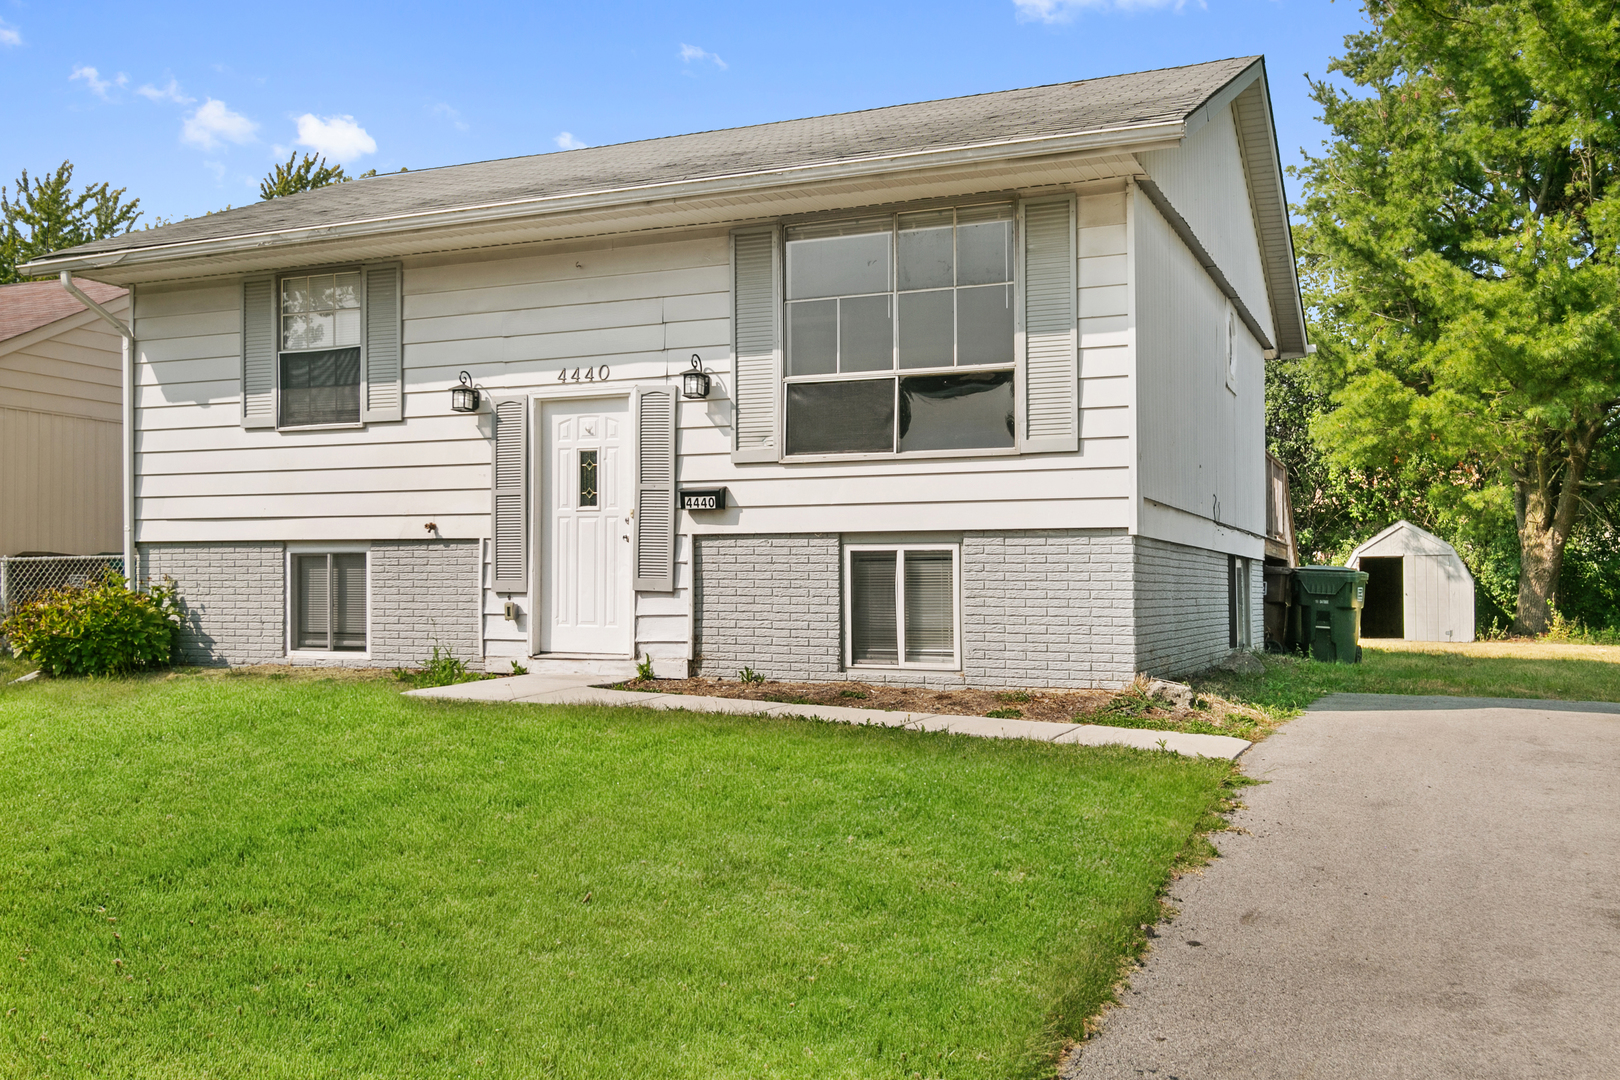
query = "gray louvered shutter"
xmin=241 ymin=276 xmax=276 ymax=428
xmin=1020 ymin=197 xmax=1079 ymax=453
xmin=731 ymin=226 xmax=781 ymax=463
xmin=490 ymin=398 xmax=528 ymax=594
xmin=634 ymin=386 xmax=676 ymax=592
xmin=361 ymin=263 xmax=403 ymax=423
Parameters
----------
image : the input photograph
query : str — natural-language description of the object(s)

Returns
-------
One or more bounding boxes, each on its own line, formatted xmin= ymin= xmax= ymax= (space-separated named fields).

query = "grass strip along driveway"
xmin=0 ymin=672 xmax=1232 ymax=1080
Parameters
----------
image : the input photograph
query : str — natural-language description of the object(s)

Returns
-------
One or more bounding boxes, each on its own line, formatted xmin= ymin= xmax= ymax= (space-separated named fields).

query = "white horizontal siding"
xmin=0 ymin=405 xmax=121 ymax=556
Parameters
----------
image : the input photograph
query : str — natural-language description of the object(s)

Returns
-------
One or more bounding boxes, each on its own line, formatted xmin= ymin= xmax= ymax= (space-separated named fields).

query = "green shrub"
xmin=1 ymin=573 xmax=179 ymax=676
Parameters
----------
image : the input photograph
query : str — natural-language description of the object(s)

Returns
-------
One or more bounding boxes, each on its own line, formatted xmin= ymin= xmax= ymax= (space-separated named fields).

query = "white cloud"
xmin=204 ymin=161 xmax=226 ymax=184
xmin=182 ymin=98 xmax=258 ymax=150
xmin=293 ymin=113 xmax=377 ymax=161
xmin=1014 ymin=0 xmax=1196 ymax=20
xmin=0 ymin=20 xmax=21 ymax=47
xmin=71 ymin=66 xmax=128 ymax=99
xmin=431 ymin=103 xmax=469 ymax=132
xmin=554 ymin=132 xmax=588 ymax=150
xmin=679 ymin=43 xmax=727 ymax=70
xmin=137 ymin=78 xmax=195 ymax=104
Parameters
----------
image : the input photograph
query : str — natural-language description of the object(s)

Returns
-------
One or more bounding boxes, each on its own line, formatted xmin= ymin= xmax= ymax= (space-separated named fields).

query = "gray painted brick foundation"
xmin=369 ymin=540 xmax=482 ymax=669
xmin=139 ymin=543 xmax=284 ymax=665
xmin=138 ymin=540 xmax=482 ymax=668
xmin=693 ymin=534 xmax=842 ymax=681
xmin=962 ymin=530 xmax=1136 ymax=689
xmin=1133 ymin=536 xmax=1239 ymax=677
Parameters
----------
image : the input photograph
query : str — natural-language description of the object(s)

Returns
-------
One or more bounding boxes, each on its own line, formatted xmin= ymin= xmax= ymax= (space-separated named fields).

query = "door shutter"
xmin=1020 ymin=197 xmax=1078 ymax=453
xmin=731 ymin=225 xmax=781 ymax=463
xmin=634 ymin=386 xmax=676 ymax=592
xmin=490 ymin=397 xmax=528 ymax=594
xmin=241 ymin=276 xmax=276 ymax=429
xmin=362 ymin=263 xmax=403 ymax=422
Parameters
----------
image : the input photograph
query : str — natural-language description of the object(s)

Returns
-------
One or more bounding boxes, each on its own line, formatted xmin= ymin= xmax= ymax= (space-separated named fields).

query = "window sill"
xmin=277 ymin=422 xmax=365 ymax=432
xmin=784 ymin=446 xmax=1019 ymax=464
xmin=848 ymin=661 xmax=962 ymax=673
xmin=288 ymin=649 xmax=371 ymax=662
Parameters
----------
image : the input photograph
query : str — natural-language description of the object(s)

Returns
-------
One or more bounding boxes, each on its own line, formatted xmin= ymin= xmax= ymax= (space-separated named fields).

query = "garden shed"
xmin=1347 ymin=520 xmax=1475 ymax=642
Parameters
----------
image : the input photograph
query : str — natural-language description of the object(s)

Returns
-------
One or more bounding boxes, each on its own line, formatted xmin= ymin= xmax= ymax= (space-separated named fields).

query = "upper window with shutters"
xmin=783 ymin=204 xmax=1017 ymax=457
xmin=240 ymin=263 xmax=403 ymax=431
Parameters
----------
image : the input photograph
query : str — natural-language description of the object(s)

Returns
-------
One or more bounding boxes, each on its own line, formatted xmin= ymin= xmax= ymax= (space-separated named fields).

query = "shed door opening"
xmin=1360 ymin=556 xmax=1404 ymax=638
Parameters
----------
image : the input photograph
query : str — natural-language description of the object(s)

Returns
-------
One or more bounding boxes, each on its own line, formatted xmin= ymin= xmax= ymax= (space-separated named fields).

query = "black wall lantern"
xmin=681 ymin=354 xmax=711 ymax=399
xmin=450 ymin=370 xmax=482 ymax=413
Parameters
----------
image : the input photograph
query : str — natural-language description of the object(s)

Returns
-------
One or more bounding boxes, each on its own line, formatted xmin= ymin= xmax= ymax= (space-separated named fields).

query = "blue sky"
xmin=1 ymin=0 xmax=1367 ymax=227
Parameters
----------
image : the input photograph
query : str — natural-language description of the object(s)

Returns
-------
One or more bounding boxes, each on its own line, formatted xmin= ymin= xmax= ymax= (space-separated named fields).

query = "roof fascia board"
xmin=1229 ymin=65 xmax=1309 ymax=358
xmin=22 ymin=120 xmax=1187 ymax=278
xmin=0 ymin=294 xmax=130 ymax=360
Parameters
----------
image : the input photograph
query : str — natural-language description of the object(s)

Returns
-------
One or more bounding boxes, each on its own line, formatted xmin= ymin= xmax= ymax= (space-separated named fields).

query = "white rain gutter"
xmin=59 ymin=272 xmax=136 ymax=590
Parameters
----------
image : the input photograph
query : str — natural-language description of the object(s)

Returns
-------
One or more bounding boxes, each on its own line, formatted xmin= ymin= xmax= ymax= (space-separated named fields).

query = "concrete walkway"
xmin=404 ymin=673 xmax=1250 ymax=759
xmin=1070 ymin=693 xmax=1620 ymax=1079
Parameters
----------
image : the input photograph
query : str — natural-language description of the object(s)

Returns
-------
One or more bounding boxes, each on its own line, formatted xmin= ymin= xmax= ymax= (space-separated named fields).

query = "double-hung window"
xmin=292 ymin=552 xmax=368 ymax=652
xmin=845 ymin=545 xmax=961 ymax=669
xmin=784 ymin=205 xmax=1016 ymax=456
xmin=279 ymin=271 xmax=363 ymax=428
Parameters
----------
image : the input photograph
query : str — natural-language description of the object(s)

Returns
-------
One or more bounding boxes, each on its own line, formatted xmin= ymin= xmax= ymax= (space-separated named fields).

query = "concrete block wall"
xmin=138 ymin=543 xmax=284 ymax=665
xmin=1133 ymin=536 xmax=1247 ymax=677
xmin=961 ymin=529 xmax=1136 ymax=689
xmin=369 ymin=540 xmax=483 ymax=669
xmin=693 ymin=534 xmax=842 ymax=681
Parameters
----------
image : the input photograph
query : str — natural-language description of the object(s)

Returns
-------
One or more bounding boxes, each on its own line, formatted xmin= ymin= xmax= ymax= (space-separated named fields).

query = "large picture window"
xmin=293 ymin=552 xmax=368 ymax=652
xmin=845 ymin=545 xmax=960 ymax=670
xmin=785 ymin=206 xmax=1016 ymax=456
xmin=279 ymin=271 xmax=362 ymax=428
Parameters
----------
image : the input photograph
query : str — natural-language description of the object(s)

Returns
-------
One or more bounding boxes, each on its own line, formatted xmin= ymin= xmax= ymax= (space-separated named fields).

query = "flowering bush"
xmin=1 ymin=573 xmax=180 ymax=676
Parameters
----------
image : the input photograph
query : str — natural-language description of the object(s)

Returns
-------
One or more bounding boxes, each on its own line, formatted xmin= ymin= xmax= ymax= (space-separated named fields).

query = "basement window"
xmin=293 ymin=552 xmax=368 ymax=652
xmin=845 ymin=545 xmax=960 ymax=670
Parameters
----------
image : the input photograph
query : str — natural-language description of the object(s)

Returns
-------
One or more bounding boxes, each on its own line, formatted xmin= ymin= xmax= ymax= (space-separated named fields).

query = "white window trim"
xmin=843 ymin=542 xmax=963 ymax=672
xmin=275 ymin=264 xmax=367 ymax=433
xmin=285 ymin=541 xmax=372 ymax=660
xmin=781 ymin=204 xmax=1021 ymax=461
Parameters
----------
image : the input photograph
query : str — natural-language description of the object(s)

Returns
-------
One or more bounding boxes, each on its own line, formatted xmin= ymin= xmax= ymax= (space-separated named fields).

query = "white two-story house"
xmin=23 ymin=56 xmax=1306 ymax=688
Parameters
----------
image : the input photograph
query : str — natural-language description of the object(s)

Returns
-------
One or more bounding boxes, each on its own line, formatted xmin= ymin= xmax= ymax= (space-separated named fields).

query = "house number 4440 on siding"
xmin=558 ymin=366 xmax=611 ymax=383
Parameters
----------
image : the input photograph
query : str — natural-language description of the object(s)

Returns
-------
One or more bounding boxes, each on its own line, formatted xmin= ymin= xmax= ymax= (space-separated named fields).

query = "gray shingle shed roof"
xmin=41 ymin=56 xmax=1259 ymax=264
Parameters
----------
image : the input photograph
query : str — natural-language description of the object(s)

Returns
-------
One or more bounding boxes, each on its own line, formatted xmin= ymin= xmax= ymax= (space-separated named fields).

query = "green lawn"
xmin=0 ymin=671 xmax=1231 ymax=1080
xmin=1194 ymin=640 xmax=1620 ymax=719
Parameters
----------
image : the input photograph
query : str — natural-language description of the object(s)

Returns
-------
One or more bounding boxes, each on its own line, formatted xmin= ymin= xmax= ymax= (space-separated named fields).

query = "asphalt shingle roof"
xmin=0 ymin=279 xmax=127 ymax=343
xmin=52 ymin=57 xmax=1258 ymax=263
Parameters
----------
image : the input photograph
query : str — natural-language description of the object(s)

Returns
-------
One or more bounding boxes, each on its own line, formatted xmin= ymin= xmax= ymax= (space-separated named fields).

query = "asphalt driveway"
xmin=1069 ymin=693 xmax=1620 ymax=1080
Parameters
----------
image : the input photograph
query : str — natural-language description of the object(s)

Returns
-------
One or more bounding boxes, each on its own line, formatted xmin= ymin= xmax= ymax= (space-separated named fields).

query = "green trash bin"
xmin=1291 ymin=566 xmax=1369 ymax=664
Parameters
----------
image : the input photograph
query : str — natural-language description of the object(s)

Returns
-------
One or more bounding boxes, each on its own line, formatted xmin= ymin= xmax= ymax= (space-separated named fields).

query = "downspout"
xmin=59 ymin=272 xmax=136 ymax=589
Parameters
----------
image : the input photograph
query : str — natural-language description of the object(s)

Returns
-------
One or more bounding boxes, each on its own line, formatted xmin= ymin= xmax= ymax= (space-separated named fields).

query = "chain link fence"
xmin=0 ymin=555 xmax=125 ymax=616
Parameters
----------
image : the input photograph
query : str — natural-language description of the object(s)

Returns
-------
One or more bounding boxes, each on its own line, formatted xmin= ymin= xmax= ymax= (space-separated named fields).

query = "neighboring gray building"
xmin=22 ymin=56 xmax=1306 ymax=687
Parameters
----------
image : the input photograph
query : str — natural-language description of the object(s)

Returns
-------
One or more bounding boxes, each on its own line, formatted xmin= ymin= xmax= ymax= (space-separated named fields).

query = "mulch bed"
xmin=610 ymin=676 xmax=1175 ymax=725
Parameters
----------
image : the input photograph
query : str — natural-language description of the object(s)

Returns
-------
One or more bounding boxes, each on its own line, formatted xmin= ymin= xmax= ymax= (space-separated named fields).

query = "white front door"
xmin=540 ymin=396 xmax=633 ymax=655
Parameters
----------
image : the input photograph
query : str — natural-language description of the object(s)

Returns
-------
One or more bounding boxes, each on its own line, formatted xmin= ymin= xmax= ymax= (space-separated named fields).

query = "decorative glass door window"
xmin=845 ymin=545 xmax=960 ymax=669
xmin=279 ymin=271 xmax=362 ymax=428
xmin=578 ymin=449 xmax=599 ymax=508
xmin=784 ymin=206 xmax=1016 ymax=456
xmin=293 ymin=552 xmax=367 ymax=651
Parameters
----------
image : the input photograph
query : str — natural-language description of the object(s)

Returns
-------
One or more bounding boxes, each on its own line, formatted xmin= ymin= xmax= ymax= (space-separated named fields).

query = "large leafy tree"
xmin=1296 ymin=0 xmax=1620 ymax=634
xmin=0 ymin=162 xmax=142 ymax=283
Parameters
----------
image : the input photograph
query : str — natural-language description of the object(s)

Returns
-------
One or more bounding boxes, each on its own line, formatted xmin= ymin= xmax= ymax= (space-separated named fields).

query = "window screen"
xmin=294 ymin=552 xmax=367 ymax=652
xmin=784 ymin=205 xmax=1015 ymax=456
xmin=279 ymin=271 xmax=363 ymax=428
xmin=847 ymin=547 xmax=958 ymax=669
